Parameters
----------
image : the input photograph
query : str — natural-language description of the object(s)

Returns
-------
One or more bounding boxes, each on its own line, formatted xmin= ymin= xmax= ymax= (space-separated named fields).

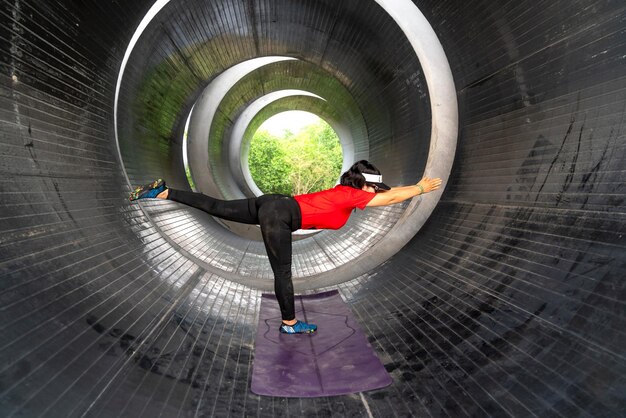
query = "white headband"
xmin=363 ymin=173 xmax=383 ymax=183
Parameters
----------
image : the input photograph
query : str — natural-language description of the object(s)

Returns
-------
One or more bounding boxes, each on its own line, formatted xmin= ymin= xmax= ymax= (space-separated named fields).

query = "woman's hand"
xmin=416 ymin=177 xmax=442 ymax=194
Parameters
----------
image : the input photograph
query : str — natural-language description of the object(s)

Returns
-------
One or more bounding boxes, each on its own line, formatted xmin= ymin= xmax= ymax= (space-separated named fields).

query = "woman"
xmin=129 ymin=160 xmax=442 ymax=334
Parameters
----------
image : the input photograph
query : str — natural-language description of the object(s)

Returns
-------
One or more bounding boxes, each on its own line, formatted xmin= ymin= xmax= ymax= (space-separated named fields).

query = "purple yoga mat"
xmin=251 ymin=290 xmax=392 ymax=397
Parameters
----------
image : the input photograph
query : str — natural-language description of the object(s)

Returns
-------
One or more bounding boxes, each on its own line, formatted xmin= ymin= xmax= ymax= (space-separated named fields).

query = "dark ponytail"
xmin=340 ymin=160 xmax=381 ymax=189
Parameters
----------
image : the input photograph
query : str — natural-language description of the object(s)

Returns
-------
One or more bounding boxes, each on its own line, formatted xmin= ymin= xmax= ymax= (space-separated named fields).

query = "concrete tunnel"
xmin=1 ymin=0 xmax=625 ymax=416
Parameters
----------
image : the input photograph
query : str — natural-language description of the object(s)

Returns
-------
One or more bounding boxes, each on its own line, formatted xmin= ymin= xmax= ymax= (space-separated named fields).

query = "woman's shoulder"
xmin=331 ymin=185 xmax=375 ymax=208
xmin=329 ymin=185 xmax=372 ymax=201
xmin=326 ymin=185 xmax=358 ymax=195
xmin=333 ymin=185 xmax=368 ymax=194
xmin=296 ymin=185 xmax=365 ymax=199
xmin=332 ymin=184 xmax=355 ymax=191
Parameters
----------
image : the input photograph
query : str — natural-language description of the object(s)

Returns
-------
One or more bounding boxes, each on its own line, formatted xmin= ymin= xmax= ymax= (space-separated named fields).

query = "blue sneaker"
xmin=129 ymin=179 xmax=166 ymax=201
xmin=279 ymin=320 xmax=317 ymax=334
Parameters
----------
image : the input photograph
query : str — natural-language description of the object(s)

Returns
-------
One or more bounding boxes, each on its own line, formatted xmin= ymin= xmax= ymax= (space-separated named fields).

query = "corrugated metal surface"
xmin=1 ymin=0 xmax=624 ymax=416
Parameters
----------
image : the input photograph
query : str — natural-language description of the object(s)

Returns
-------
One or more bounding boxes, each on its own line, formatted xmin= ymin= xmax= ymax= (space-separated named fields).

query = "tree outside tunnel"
xmin=248 ymin=112 xmax=343 ymax=196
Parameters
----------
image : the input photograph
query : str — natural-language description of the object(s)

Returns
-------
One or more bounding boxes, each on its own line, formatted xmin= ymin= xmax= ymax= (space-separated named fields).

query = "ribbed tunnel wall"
xmin=1 ymin=1 xmax=625 ymax=417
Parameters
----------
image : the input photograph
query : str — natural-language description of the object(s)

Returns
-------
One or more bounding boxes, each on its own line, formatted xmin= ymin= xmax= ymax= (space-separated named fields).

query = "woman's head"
xmin=340 ymin=160 xmax=390 ymax=191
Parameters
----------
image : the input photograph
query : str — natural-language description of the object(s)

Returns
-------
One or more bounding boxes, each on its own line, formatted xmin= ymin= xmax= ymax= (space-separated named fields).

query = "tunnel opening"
xmin=246 ymin=110 xmax=343 ymax=196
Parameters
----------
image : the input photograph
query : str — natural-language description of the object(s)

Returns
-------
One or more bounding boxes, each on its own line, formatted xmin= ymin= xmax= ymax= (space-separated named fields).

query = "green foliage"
xmin=248 ymin=119 xmax=343 ymax=196
xmin=248 ymin=130 xmax=292 ymax=195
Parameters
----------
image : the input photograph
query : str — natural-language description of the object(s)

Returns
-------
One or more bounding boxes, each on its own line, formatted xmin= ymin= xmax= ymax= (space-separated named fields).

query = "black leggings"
xmin=167 ymin=189 xmax=302 ymax=320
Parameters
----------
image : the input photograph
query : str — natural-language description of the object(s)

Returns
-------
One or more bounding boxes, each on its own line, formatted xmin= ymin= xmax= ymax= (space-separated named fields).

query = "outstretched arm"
xmin=366 ymin=177 xmax=442 ymax=207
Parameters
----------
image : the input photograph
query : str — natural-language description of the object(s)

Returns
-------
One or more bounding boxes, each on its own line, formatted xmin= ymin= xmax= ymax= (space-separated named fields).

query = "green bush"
xmin=248 ymin=119 xmax=343 ymax=196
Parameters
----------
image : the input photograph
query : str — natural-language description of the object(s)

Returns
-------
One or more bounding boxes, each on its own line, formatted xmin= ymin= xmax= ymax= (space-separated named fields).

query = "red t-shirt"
xmin=294 ymin=185 xmax=376 ymax=230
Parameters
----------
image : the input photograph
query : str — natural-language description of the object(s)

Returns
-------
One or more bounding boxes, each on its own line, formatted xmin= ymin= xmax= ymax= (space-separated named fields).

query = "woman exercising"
xmin=129 ymin=160 xmax=442 ymax=334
